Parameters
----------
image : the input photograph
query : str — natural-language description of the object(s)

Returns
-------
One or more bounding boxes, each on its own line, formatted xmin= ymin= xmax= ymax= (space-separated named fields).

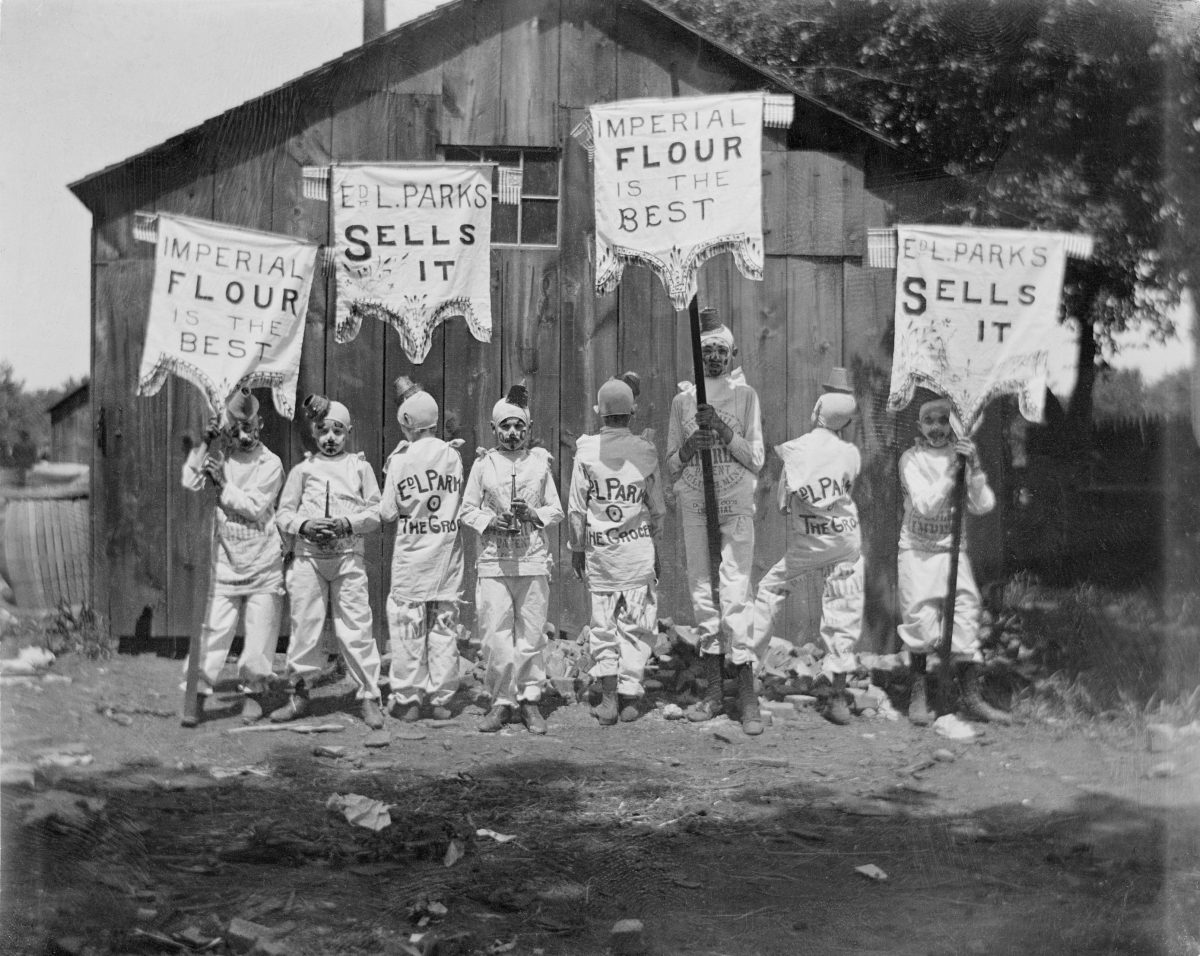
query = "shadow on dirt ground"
xmin=2 ymin=653 xmax=1200 ymax=955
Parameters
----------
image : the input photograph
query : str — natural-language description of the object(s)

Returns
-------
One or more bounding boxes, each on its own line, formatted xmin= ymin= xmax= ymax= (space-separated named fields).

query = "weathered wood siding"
xmin=80 ymin=0 xmax=936 ymax=655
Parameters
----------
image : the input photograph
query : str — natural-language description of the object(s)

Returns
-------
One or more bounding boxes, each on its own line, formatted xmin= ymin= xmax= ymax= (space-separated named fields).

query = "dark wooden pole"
xmin=937 ymin=453 xmax=968 ymax=715
xmin=687 ymin=296 xmax=723 ymax=609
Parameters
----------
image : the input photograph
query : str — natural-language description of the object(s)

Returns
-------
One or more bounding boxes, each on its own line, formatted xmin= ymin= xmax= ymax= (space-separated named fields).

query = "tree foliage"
xmin=663 ymin=0 xmax=1200 ymax=417
xmin=0 ymin=361 xmax=84 ymax=466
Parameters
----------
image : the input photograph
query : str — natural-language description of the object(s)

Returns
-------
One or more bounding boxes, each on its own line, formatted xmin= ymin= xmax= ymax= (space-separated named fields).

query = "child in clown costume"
xmin=567 ymin=373 xmax=665 ymax=726
xmin=379 ymin=382 xmax=465 ymax=722
xmin=750 ymin=387 xmax=864 ymax=726
xmin=898 ymin=396 xmax=1011 ymax=726
xmin=272 ymin=396 xmax=385 ymax=729
xmin=180 ymin=388 xmax=285 ymax=725
xmin=666 ymin=308 xmax=765 ymax=735
xmin=460 ymin=386 xmax=564 ymax=735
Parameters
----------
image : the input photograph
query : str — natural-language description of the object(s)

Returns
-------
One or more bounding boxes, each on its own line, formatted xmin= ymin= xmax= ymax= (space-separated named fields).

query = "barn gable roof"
xmin=69 ymin=0 xmax=898 ymax=212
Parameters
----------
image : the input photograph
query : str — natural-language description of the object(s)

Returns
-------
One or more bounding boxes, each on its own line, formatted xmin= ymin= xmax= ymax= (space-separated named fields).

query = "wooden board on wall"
xmin=498 ymin=0 xmax=560 ymax=146
xmin=559 ymin=0 xmax=616 ymax=107
xmin=441 ymin=0 xmax=502 ymax=145
xmin=784 ymin=152 xmax=864 ymax=257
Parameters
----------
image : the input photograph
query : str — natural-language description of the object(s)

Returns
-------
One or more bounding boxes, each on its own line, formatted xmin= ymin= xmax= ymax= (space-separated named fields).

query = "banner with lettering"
xmin=331 ymin=163 xmax=492 ymax=362
xmin=589 ymin=92 xmax=765 ymax=310
xmin=887 ymin=225 xmax=1072 ymax=429
xmin=137 ymin=213 xmax=317 ymax=418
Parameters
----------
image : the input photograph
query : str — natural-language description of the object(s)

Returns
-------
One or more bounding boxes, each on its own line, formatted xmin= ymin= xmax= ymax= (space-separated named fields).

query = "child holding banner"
xmin=460 ymin=386 xmax=564 ymax=735
xmin=379 ymin=385 xmax=465 ymax=722
xmin=567 ymin=373 xmax=665 ymax=726
xmin=898 ymin=396 xmax=1011 ymax=726
xmin=271 ymin=396 xmax=385 ymax=730
xmin=667 ymin=308 xmax=766 ymax=736
xmin=750 ymin=388 xmax=864 ymax=726
xmin=180 ymin=388 xmax=285 ymax=725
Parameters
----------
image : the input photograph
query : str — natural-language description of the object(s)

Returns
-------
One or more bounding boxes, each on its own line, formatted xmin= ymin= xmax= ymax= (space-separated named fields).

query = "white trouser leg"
xmin=819 ymin=556 xmax=864 ymax=676
xmin=329 ymin=554 xmax=381 ymax=700
xmin=513 ymin=576 xmax=549 ymax=702
xmin=189 ymin=591 xmax=240 ymax=693
xmin=587 ymin=586 xmax=655 ymax=696
xmin=387 ymin=595 xmax=427 ymax=705
xmin=237 ymin=591 xmax=282 ymax=692
xmin=683 ymin=515 xmax=755 ymax=664
xmin=285 ymin=557 xmax=332 ymax=685
xmin=425 ymin=602 xmax=461 ymax=707
xmin=478 ymin=576 xmax=548 ymax=707
xmin=897 ymin=549 xmax=983 ymax=663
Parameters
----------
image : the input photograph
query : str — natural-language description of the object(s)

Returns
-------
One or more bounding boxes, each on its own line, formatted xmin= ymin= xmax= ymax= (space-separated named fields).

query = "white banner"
xmin=331 ymin=163 xmax=493 ymax=362
xmin=590 ymin=92 xmax=765 ymax=309
xmin=137 ymin=213 xmax=316 ymax=418
xmin=887 ymin=225 xmax=1072 ymax=429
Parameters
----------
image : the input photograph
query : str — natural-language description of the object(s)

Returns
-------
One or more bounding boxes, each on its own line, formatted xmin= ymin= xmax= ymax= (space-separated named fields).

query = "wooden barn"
xmin=69 ymin=0 xmax=994 ymax=650
xmin=48 ymin=382 xmax=91 ymax=466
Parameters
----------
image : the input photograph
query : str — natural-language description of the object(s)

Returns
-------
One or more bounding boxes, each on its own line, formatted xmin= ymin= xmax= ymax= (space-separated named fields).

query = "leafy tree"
xmin=0 ymin=361 xmax=84 ymax=467
xmin=662 ymin=0 xmax=1200 ymax=431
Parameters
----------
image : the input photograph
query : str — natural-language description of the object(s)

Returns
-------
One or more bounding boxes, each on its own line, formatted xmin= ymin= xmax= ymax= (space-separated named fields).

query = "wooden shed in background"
xmin=69 ymin=0 xmax=997 ymax=650
xmin=48 ymin=382 xmax=91 ymax=466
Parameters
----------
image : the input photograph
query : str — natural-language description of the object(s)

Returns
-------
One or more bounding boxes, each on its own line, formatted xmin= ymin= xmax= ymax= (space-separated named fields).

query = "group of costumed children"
xmin=182 ymin=308 xmax=1010 ymax=735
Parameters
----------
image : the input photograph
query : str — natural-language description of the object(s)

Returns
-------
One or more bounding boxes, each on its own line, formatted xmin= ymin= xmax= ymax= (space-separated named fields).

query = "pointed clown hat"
xmin=225 ymin=387 xmax=259 ymax=423
xmin=491 ymin=383 xmax=530 ymax=426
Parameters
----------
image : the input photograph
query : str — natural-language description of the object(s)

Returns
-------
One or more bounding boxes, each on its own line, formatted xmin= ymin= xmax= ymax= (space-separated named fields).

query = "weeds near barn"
xmin=3 ymin=601 xmax=114 ymax=661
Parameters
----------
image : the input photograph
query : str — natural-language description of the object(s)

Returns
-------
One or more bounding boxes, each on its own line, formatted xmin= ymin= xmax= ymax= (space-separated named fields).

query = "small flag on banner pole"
xmin=763 ymin=93 xmax=794 ymax=129
xmin=133 ymin=212 xmax=158 ymax=244
xmin=498 ymin=166 xmax=523 ymax=205
xmin=570 ymin=116 xmax=595 ymax=161
xmin=303 ymin=166 xmax=330 ymax=201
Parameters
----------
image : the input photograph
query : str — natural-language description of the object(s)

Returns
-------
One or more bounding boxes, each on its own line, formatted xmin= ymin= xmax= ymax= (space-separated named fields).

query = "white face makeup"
xmin=494 ymin=417 xmax=529 ymax=451
xmin=314 ymin=418 xmax=350 ymax=456
xmin=226 ymin=417 xmax=262 ymax=452
xmin=918 ymin=408 xmax=953 ymax=448
xmin=701 ymin=341 xmax=733 ymax=378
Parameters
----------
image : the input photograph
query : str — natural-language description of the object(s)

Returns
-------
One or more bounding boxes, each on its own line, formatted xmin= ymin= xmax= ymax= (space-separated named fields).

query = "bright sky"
xmin=0 ymin=0 xmax=1193 ymax=391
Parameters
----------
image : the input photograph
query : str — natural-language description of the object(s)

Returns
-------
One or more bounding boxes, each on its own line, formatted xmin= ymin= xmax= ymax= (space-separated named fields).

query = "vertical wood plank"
xmin=559 ymin=0 xmax=616 ymax=106
xmin=785 ymin=152 xmax=864 ymax=257
xmin=441 ymin=1 xmax=502 ymax=144
xmin=153 ymin=148 xmax=215 ymax=641
xmin=762 ymin=150 xmax=788 ymax=256
xmin=498 ymin=0 xmax=560 ymax=146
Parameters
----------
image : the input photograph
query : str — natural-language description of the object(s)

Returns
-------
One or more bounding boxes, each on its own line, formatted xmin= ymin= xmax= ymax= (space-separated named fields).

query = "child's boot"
xmin=390 ymin=699 xmax=421 ymax=723
xmin=618 ymin=696 xmax=641 ymax=723
xmin=908 ymin=654 xmax=932 ymax=726
xmin=478 ymin=704 xmax=511 ymax=733
xmin=735 ymin=663 xmax=764 ymax=736
xmin=959 ymin=663 xmax=1012 ymax=725
xmin=520 ymin=701 xmax=547 ymax=735
xmin=823 ymin=673 xmax=852 ymax=726
xmin=361 ymin=697 xmax=385 ymax=730
xmin=239 ymin=693 xmax=265 ymax=723
xmin=686 ymin=654 xmax=725 ymax=722
xmin=270 ymin=681 xmax=311 ymax=723
xmin=592 ymin=675 xmax=619 ymax=726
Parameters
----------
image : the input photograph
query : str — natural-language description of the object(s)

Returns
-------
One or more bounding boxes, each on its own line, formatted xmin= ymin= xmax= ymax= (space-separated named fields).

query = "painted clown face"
xmin=226 ymin=417 xmax=262 ymax=453
xmin=918 ymin=406 xmax=953 ymax=448
xmin=701 ymin=341 xmax=733 ymax=378
xmin=313 ymin=418 xmax=350 ymax=457
xmin=494 ymin=417 xmax=529 ymax=451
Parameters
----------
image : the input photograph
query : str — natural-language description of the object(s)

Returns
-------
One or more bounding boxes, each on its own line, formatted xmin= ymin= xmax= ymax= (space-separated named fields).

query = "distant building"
xmin=48 ymin=382 xmax=91 ymax=465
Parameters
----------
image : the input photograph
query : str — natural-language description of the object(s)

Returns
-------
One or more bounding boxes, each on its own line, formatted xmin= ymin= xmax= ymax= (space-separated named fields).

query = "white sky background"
xmin=0 ymin=0 xmax=1194 ymax=391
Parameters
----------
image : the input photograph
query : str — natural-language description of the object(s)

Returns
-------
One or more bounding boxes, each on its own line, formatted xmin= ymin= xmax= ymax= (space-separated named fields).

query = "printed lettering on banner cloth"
xmin=332 ymin=163 xmax=493 ymax=363
xmin=887 ymin=225 xmax=1072 ymax=430
xmin=137 ymin=213 xmax=317 ymax=418
xmin=590 ymin=92 xmax=765 ymax=310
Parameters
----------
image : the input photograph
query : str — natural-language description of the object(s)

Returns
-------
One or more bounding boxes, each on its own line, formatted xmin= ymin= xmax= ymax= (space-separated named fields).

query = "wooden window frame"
xmin=439 ymin=145 xmax=561 ymax=249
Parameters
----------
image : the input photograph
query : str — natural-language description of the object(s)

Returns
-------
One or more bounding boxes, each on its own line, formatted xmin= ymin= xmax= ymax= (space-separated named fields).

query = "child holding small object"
xmin=460 ymin=385 xmax=564 ymax=735
xmin=751 ymin=386 xmax=863 ymax=726
xmin=180 ymin=388 xmax=285 ymax=725
xmin=567 ymin=373 xmax=665 ymax=725
xmin=898 ymin=396 xmax=1011 ymax=726
xmin=272 ymin=395 xmax=385 ymax=729
xmin=379 ymin=380 xmax=465 ymax=722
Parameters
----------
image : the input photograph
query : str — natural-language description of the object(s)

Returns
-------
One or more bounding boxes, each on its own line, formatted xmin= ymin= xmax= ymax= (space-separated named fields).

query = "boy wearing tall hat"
xmin=460 ymin=385 xmax=564 ymax=734
xmin=666 ymin=308 xmax=766 ymax=735
xmin=751 ymin=381 xmax=864 ymax=725
xmin=271 ymin=396 xmax=385 ymax=729
xmin=898 ymin=395 xmax=1011 ymax=726
xmin=180 ymin=388 xmax=285 ymax=724
xmin=379 ymin=380 xmax=465 ymax=722
xmin=567 ymin=373 xmax=666 ymax=725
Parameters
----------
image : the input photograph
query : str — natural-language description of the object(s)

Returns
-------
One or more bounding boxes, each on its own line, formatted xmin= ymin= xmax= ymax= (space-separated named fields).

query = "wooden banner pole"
xmin=686 ymin=295 xmax=723 ymax=609
xmin=937 ymin=453 xmax=969 ymax=716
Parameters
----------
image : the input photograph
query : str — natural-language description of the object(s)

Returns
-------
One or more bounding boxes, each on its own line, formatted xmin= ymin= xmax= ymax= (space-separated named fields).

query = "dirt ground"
xmin=3 ymin=650 xmax=1199 ymax=956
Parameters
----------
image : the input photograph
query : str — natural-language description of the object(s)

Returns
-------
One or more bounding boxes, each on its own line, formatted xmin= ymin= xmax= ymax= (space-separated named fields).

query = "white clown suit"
xmin=897 ymin=441 xmax=995 ymax=662
xmin=380 ymin=435 xmax=465 ymax=709
xmin=181 ymin=440 xmax=285 ymax=695
xmin=276 ymin=451 xmax=383 ymax=699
